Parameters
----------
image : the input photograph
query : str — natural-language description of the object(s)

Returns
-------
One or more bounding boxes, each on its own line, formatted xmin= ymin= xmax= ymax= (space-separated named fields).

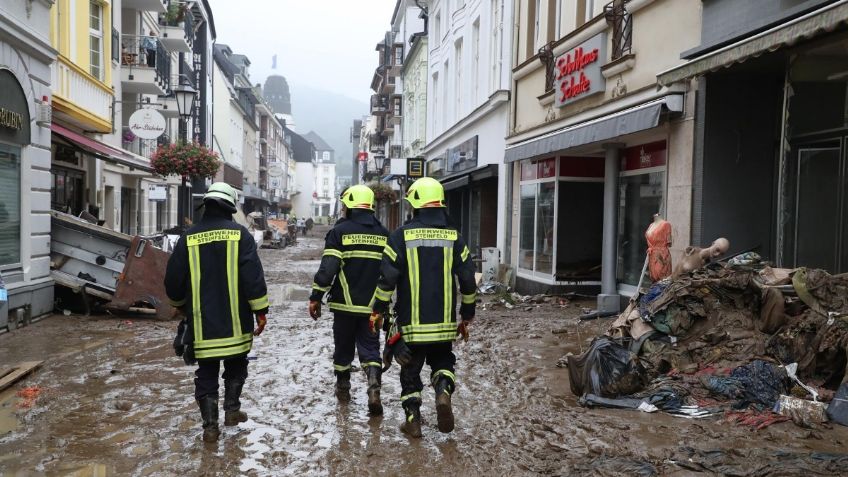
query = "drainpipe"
xmin=598 ymin=143 xmax=623 ymax=313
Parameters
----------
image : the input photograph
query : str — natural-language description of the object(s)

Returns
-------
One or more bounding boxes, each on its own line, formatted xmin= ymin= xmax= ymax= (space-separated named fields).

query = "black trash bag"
xmin=827 ymin=383 xmax=848 ymax=427
xmin=568 ymin=337 xmax=647 ymax=397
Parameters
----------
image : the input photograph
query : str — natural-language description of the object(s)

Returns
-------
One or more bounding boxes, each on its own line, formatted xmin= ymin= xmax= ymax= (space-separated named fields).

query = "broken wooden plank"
xmin=0 ymin=361 xmax=42 ymax=392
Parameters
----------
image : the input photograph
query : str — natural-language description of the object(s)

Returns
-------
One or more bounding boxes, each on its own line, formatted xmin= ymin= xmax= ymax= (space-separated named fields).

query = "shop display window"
xmin=519 ymin=184 xmax=536 ymax=270
xmin=0 ymin=143 xmax=21 ymax=266
xmin=617 ymin=171 xmax=665 ymax=286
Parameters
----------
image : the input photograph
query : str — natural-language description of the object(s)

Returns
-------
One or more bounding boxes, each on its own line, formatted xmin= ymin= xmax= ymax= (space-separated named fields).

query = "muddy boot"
xmin=335 ymin=371 xmax=351 ymax=403
xmin=434 ymin=376 xmax=455 ymax=433
xmin=365 ymin=366 xmax=383 ymax=416
xmin=223 ymin=379 xmax=248 ymax=426
xmin=400 ymin=400 xmax=422 ymax=438
xmin=197 ymin=395 xmax=220 ymax=443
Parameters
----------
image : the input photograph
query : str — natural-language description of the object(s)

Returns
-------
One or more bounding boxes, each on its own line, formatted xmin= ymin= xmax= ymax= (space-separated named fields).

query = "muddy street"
xmin=1 ymin=232 xmax=847 ymax=476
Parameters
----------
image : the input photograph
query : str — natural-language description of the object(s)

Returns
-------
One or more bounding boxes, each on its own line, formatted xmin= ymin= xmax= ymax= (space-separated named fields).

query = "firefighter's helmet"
xmin=340 ymin=185 xmax=375 ymax=211
xmin=405 ymin=177 xmax=444 ymax=209
xmin=203 ymin=182 xmax=238 ymax=213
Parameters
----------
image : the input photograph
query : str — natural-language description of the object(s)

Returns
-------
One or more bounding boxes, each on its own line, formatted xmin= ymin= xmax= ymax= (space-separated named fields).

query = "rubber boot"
xmin=365 ymin=366 xmax=383 ymax=416
xmin=197 ymin=395 xmax=220 ymax=443
xmin=335 ymin=371 xmax=351 ymax=402
xmin=434 ymin=376 xmax=455 ymax=433
xmin=223 ymin=379 xmax=248 ymax=426
xmin=400 ymin=400 xmax=422 ymax=438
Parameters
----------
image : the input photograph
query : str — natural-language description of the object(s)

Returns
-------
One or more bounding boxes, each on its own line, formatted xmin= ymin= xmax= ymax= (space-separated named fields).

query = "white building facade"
xmin=423 ymin=0 xmax=513 ymax=259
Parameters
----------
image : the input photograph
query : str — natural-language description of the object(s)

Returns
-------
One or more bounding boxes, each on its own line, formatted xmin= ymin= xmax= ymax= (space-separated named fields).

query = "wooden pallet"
xmin=0 ymin=361 xmax=42 ymax=392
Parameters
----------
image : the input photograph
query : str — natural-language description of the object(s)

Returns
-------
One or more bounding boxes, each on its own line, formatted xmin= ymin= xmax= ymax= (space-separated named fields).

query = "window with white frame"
xmin=454 ymin=39 xmax=463 ymax=121
xmin=432 ymin=72 xmax=439 ymax=134
xmin=442 ymin=60 xmax=449 ymax=128
xmin=490 ymin=0 xmax=501 ymax=92
xmin=89 ymin=1 xmax=104 ymax=80
xmin=555 ymin=0 xmax=563 ymax=38
xmin=534 ymin=0 xmax=542 ymax=50
xmin=472 ymin=18 xmax=480 ymax=102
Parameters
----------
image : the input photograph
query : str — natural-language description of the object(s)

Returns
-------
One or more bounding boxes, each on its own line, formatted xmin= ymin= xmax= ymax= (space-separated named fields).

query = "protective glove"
xmin=368 ymin=312 xmax=383 ymax=335
xmin=308 ymin=300 xmax=321 ymax=320
xmin=457 ymin=317 xmax=473 ymax=343
xmin=253 ymin=313 xmax=267 ymax=336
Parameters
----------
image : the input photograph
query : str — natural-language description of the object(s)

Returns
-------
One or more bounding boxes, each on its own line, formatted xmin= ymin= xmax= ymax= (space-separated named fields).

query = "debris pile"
xmin=567 ymin=257 xmax=848 ymax=428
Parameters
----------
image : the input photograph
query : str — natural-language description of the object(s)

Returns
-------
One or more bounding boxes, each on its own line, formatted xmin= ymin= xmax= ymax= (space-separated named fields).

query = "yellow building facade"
xmin=50 ymin=0 xmax=114 ymax=133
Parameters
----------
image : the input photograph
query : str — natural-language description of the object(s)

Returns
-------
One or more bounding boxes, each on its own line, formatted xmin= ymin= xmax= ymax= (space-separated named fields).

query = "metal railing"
xmin=538 ymin=41 xmax=556 ymax=92
xmin=121 ymin=34 xmax=172 ymax=92
xmin=604 ymin=0 xmax=633 ymax=60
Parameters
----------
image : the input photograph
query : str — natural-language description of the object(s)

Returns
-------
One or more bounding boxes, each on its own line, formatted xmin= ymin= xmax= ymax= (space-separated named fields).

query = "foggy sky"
xmin=207 ymin=0 xmax=398 ymax=103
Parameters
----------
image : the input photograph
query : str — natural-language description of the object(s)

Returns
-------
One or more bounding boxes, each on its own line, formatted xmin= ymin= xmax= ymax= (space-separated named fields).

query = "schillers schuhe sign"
xmin=554 ymin=32 xmax=606 ymax=108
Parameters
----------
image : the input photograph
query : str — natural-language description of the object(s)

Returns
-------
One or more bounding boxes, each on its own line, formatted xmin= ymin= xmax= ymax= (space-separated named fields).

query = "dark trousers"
xmin=332 ymin=312 xmax=381 ymax=374
xmin=400 ymin=342 xmax=455 ymax=405
xmin=195 ymin=356 xmax=248 ymax=400
xmin=146 ymin=48 xmax=156 ymax=67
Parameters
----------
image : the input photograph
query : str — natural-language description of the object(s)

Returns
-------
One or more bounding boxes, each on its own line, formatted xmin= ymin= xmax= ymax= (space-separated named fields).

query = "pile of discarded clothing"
xmin=568 ymin=256 xmax=848 ymax=427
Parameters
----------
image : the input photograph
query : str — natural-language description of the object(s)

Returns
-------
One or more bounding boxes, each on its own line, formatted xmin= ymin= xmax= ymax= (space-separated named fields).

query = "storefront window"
xmin=617 ymin=171 xmax=665 ymax=286
xmin=519 ymin=184 xmax=536 ymax=270
xmin=0 ymin=143 xmax=21 ymax=266
xmin=535 ymin=181 xmax=555 ymax=273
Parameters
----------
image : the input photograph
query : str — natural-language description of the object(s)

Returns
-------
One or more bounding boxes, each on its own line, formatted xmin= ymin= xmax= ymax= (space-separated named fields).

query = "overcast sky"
xmin=207 ymin=0 xmax=398 ymax=102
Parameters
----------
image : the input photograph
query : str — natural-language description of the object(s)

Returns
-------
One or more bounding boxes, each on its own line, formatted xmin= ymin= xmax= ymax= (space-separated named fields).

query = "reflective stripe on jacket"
xmin=165 ymin=213 xmax=269 ymax=360
xmin=310 ymin=210 xmax=390 ymax=316
xmin=372 ymin=208 xmax=476 ymax=344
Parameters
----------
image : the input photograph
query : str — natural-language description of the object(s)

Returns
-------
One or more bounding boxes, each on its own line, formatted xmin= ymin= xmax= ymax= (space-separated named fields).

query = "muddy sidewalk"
xmin=1 ymin=233 xmax=847 ymax=476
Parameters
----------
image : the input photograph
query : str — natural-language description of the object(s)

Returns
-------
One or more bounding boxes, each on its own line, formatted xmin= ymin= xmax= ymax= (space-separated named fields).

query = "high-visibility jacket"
xmin=164 ymin=210 xmax=269 ymax=360
xmin=310 ymin=210 xmax=390 ymax=316
xmin=372 ymin=208 xmax=477 ymax=344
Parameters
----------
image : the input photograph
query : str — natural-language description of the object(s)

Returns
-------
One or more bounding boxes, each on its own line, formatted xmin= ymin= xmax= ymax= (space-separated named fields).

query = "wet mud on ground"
xmin=1 ymin=230 xmax=847 ymax=476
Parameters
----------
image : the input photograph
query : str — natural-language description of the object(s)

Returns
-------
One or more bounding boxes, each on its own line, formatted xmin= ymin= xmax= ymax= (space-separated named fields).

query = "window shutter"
xmin=0 ymin=145 xmax=21 ymax=266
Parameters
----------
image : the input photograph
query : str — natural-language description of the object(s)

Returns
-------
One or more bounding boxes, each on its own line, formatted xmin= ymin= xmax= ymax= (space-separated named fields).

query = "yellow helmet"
xmin=405 ymin=177 xmax=444 ymax=209
xmin=340 ymin=185 xmax=375 ymax=211
xmin=203 ymin=182 xmax=238 ymax=213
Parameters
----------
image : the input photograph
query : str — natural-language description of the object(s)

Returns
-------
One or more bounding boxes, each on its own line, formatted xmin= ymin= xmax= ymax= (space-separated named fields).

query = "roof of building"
xmin=302 ymin=131 xmax=334 ymax=152
xmin=284 ymin=126 xmax=316 ymax=163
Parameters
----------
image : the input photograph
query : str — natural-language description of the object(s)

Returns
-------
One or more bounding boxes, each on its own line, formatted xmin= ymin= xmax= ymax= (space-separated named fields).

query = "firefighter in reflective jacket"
xmin=371 ymin=177 xmax=476 ymax=437
xmin=165 ymin=182 xmax=269 ymax=443
xmin=309 ymin=185 xmax=390 ymax=415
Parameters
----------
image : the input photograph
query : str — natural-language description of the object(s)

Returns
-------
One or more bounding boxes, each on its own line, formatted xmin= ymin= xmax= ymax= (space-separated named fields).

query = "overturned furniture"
xmin=50 ymin=211 xmax=174 ymax=319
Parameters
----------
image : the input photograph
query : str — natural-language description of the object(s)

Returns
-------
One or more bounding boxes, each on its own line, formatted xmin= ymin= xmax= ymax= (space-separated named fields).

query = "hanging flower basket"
xmin=151 ymin=142 xmax=221 ymax=180
xmin=367 ymin=181 xmax=397 ymax=202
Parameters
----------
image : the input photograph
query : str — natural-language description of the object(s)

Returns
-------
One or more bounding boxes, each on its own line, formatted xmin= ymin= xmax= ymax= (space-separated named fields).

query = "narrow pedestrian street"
xmin=0 ymin=231 xmax=846 ymax=476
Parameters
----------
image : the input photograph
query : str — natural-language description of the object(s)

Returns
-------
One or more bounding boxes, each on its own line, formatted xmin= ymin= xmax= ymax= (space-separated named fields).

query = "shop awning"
xmin=51 ymin=123 xmax=154 ymax=173
xmin=504 ymin=95 xmax=683 ymax=163
xmin=441 ymin=164 xmax=498 ymax=191
xmin=658 ymin=1 xmax=848 ymax=87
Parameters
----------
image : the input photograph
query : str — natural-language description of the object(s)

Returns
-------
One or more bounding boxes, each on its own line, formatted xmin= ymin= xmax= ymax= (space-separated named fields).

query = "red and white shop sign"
xmin=554 ymin=33 xmax=607 ymax=108
xmin=620 ymin=141 xmax=667 ymax=171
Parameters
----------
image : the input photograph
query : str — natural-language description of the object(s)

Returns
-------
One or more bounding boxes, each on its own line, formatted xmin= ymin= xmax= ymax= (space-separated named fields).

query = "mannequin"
xmin=645 ymin=214 xmax=672 ymax=281
xmin=672 ymin=237 xmax=730 ymax=278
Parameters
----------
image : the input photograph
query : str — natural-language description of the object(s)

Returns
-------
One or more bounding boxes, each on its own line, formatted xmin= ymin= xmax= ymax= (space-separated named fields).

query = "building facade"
xmin=286 ymin=126 xmax=316 ymax=219
xmin=506 ymin=0 xmax=700 ymax=310
xmin=0 ymin=0 xmax=57 ymax=324
xmin=422 ymin=0 xmax=514 ymax=262
xmin=659 ymin=0 xmax=848 ymax=274
xmin=402 ymin=33 xmax=428 ymax=160
xmin=303 ymin=131 xmax=337 ymax=218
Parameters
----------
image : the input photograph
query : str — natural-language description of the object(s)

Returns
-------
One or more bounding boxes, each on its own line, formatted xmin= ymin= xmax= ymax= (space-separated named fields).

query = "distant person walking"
xmin=297 ymin=217 xmax=306 ymax=236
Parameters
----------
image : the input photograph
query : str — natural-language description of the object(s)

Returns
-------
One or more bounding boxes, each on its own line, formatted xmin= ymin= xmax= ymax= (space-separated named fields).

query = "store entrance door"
xmin=787 ymin=139 xmax=846 ymax=272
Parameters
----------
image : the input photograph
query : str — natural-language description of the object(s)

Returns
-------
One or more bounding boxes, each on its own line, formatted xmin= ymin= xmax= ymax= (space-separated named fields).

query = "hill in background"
xmin=290 ymin=82 xmax=368 ymax=178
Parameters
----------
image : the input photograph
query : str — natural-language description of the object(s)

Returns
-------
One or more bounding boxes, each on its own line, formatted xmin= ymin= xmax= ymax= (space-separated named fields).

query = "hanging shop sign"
xmin=554 ymin=33 xmax=607 ymax=108
xmin=407 ymin=157 xmax=425 ymax=178
xmin=128 ymin=109 xmax=166 ymax=140
xmin=148 ymin=184 xmax=167 ymax=201
xmin=620 ymin=141 xmax=667 ymax=171
xmin=0 ymin=70 xmax=30 ymax=144
xmin=267 ymin=163 xmax=284 ymax=177
xmin=445 ymin=135 xmax=478 ymax=174
xmin=357 ymin=151 xmax=369 ymax=162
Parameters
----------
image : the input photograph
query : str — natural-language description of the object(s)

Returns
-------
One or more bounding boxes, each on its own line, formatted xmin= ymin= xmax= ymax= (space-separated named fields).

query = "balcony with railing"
xmin=370 ymin=94 xmax=388 ymax=115
xmin=236 ymin=88 xmax=257 ymax=125
xmin=121 ymin=35 xmax=171 ymax=95
xmin=124 ymin=0 xmax=167 ymax=13
xmin=604 ymin=0 xmax=633 ymax=61
xmin=51 ymin=55 xmax=114 ymax=132
xmin=122 ymin=126 xmax=168 ymax=159
xmin=158 ymin=4 xmax=194 ymax=53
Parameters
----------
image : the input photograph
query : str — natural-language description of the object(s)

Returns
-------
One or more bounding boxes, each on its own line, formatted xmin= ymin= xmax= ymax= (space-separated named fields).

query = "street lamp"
xmin=374 ymin=155 xmax=386 ymax=175
xmin=172 ymin=81 xmax=197 ymax=228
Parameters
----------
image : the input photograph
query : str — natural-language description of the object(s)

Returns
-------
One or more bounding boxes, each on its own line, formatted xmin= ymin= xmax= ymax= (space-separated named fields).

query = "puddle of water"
xmin=0 ymin=388 xmax=19 ymax=435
